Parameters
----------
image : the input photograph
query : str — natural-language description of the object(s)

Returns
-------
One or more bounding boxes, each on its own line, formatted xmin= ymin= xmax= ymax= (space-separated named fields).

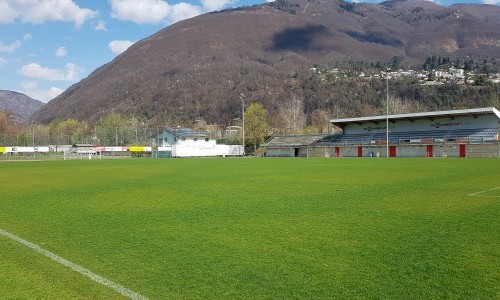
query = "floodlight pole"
xmin=240 ymin=93 xmax=246 ymax=156
xmin=386 ymin=73 xmax=389 ymax=158
xmin=32 ymin=120 xmax=35 ymax=147
xmin=142 ymin=122 xmax=146 ymax=146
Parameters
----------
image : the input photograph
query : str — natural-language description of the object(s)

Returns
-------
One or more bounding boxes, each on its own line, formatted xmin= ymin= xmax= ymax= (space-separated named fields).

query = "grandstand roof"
xmin=331 ymin=107 xmax=500 ymax=129
xmin=262 ymin=134 xmax=331 ymax=147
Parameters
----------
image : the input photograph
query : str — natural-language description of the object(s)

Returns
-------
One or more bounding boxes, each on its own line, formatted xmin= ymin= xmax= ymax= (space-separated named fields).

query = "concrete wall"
xmin=338 ymin=146 xmax=360 ymax=157
xmin=266 ymin=148 xmax=294 ymax=157
xmin=467 ymin=144 xmax=500 ymax=158
xmin=265 ymin=143 xmax=498 ymax=158
xmin=337 ymin=144 xmax=462 ymax=157
xmin=172 ymin=144 xmax=242 ymax=157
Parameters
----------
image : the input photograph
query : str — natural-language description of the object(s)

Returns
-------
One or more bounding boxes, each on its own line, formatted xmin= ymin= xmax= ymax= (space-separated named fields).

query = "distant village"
xmin=311 ymin=67 xmax=500 ymax=85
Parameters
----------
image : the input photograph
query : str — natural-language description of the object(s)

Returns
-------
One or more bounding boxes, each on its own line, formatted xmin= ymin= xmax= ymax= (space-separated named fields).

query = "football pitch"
xmin=0 ymin=157 xmax=499 ymax=299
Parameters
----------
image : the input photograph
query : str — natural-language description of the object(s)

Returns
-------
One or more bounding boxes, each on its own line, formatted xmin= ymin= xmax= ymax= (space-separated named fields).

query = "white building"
xmin=435 ymin=68 xmax=465 ymax=79
xmin=155 ymin=126 xmax=242 ymax=157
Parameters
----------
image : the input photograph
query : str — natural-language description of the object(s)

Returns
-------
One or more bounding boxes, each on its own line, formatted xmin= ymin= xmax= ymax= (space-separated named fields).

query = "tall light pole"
xmin=386 ymin=73 xmax=389 ymax=158
xmin=31 ymin=120 xmax=35 ymax=147
xmin=240 ymin=93 xmax=246 ymax=156
xmin=135 ymin=124 xmax=138 ymax=144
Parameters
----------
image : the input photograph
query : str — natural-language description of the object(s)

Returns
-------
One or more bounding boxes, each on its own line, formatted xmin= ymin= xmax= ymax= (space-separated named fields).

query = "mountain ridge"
xmin=33 ymin=0 xmax=500 ymax=126
xmin=0 ymin=90 xmax=44 ymax=123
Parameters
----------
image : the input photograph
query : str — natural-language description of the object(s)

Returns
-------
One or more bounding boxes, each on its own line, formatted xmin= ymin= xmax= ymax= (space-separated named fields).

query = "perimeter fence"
xmin=0 ymin=126 xmax=165 ymax=147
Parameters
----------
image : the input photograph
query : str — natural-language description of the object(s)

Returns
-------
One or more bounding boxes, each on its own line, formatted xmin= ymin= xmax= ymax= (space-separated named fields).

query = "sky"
xmin=1 ymin=0 xmax=499 ymax=103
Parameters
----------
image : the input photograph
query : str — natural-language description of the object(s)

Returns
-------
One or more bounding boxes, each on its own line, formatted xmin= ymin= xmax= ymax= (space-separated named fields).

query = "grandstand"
xmin=263 ymin=107 xmax=500 ymax=157
xmin=262 ymin=134 xmax=331 ymax=157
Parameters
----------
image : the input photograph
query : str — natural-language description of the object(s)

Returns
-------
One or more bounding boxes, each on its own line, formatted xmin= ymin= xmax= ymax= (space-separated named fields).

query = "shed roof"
xmin=330 ymin=107 xmax=500 ymax=129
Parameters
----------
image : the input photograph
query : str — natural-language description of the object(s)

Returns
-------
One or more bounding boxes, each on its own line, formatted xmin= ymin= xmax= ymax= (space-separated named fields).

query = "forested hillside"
xmin=32 ymin=0 xmax=500 ymax=133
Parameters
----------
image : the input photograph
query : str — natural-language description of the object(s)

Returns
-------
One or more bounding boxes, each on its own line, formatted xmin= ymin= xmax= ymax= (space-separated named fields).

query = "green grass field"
xmin=0 ymin=158 xmax=499 ymax=299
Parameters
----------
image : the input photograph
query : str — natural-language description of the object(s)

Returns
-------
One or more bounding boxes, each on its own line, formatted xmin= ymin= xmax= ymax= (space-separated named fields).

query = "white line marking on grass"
xmin=0 ymin=228 xmax=148 ymax=300
xmin=469 ymin=186 xmax=500 ymax=197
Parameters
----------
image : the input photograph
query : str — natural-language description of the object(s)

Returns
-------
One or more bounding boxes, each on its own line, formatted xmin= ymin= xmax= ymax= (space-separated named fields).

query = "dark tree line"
xmin=423 ymin=56 xmax=498 ymax=72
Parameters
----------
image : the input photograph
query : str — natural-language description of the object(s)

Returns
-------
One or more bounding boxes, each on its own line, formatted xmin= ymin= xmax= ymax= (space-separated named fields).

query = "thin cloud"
xmin=56 ymin=47 xmax=68 ymax=57
xmin=201 ymin=0 xmax=233 ymax=11
xmin=21 ymin=81 xmax=38 ymax=90
xmin=0 ymin=57 xmax=6 ymax=67
xmin=482 ymin=0 xmax=500 ymax=4
xmin=109 ymin=40 xmax=135 ymax=55
xmin=0 ymin=40 xmax=21 ymax=53
xmin=20 ymin=62 xmax=83 ymax=81
xmin=0 ymin=33 xmax=32 ymax=54
xmin=0 ymin=1 xmax=18 ymax=23
xmin=94 ymin=20 xmax=108 ymax=31
xmin=109 ymin=0 xmax=171 ymax=24
xmin=0 ymin=0 xmax=97 ymax=27
xmin=21 ymin=81 xmax=65 ymax=103
xmin=22 ymin=86 xmax=64 ymax=103
xmin=170 ymin=3 xmax=202 ymax=23
xmin=109 ymin=0 xmax=228 ymax=24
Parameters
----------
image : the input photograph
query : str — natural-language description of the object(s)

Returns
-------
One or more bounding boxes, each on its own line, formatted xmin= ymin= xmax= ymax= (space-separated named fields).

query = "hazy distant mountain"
xmin=0 ymin=90 xmax=44 ymax=123
xmin=33 ymin=0 xmax=500 ymax=125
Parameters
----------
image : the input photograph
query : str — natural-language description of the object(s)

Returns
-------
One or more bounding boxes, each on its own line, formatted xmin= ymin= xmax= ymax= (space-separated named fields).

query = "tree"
xmin=96 ymin=112 xmax=130 ymax=128
xmin=474 ymin=75 xmax=491 ymax=86
xmin=309 ymin=109 xmax=332 ymax=133
xmin=244 ymin=103 xmax=269 ymax=153
xmin=0 ymin=110 xmax=20 ymax=134
xmin=490 ymin=93 xmax=500 ymax=108
xmin=390 ymin=56 xmax=403 ymax=70
xmin=96 ymin=112 xmax=131 ymax=146
xmin=49 ymin=118 xmax=89 ymax=144
xmin=276 ymin=94 xmax=306 ymax=134
xmin=387 ymin=97 xmax=423 ymax=115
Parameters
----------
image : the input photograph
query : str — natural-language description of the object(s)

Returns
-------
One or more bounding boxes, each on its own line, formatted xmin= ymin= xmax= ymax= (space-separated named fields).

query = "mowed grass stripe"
xmin=0 ymin=158 xmax=499 ymax=298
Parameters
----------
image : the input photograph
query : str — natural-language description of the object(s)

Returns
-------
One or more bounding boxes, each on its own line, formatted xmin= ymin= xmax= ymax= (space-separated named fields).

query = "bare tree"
xmin=382 ymin=96 xmax=424 ymax=115
xmin=276 ymin=94 xmax=306 ymax=135
xmin=309 ymin=108 xmax=333 ymax=133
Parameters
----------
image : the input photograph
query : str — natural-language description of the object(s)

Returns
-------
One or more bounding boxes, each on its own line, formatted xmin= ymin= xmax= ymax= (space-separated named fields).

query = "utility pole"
xmin=386 ymin=73 xmax=389 ymax=158
xmin=32 ymin=120 xmax=35 ymax=147
xmin=240 ymin=93 xmax=246 ymax=156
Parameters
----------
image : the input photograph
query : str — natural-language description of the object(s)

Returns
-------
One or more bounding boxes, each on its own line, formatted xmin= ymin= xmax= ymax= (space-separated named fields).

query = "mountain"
xmin=33 ymin=0 xmax=500 ymax=126
xmin=0 ymin=90 xmax=44 ymax=123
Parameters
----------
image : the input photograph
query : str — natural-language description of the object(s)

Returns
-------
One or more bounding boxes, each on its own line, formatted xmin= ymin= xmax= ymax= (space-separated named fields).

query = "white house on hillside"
xmin=155 ymin=126 xmax=242 ymax=157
